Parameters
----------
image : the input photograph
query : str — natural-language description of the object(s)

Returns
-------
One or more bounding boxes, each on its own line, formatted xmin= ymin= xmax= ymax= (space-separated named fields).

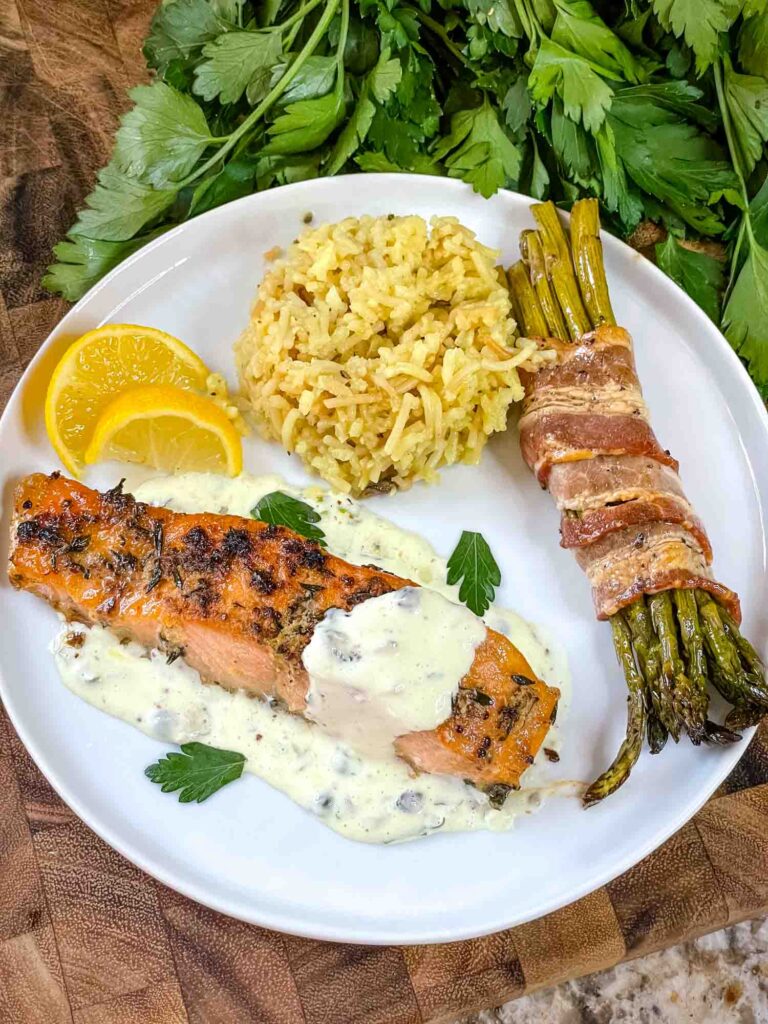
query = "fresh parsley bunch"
xmin=44 ymin=0 xmax=768 ymax=395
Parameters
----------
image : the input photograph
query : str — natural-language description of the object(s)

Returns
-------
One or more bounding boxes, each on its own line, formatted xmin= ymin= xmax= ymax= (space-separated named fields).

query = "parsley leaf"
xmin=433 ymin=96 xmax=521 ymax=197
xmin=722 ymin=56 xmax=768 ymax=176
xmin=739 ymin=7 xmax=768 ymax=77
xmin=551 ymin=96 xmax=598 ymax=188
xmin=608 ymin=87 xmax=738 ymax=234
xmin=723 ymin=237 xmax=768 ymax=394
xmin=370 ymin=51 xmax=402 ymax=103
xmin=528 ymin=135 xmax=550 ymax=199
xmin=552 ymin=0 xmax=648 ymax=84
xmin=332 ymin=13 xmax=379 ymax=75
xmin=612 ymin=80 xmax=718 ymax=131
xmin=265 ymin=76 xmax=345 ymax=155
xmin=326 ymin=89 xmax=376 ymax=175
xmin=364 ymin=45 xmax=440 ymax=168
xmin=326 ymin=49 xmax=402 ymax=174
xmin=42 ymin=235 xmax=157 ymax=302
xmin=276 ymin=56 xmax=337 ymax=104
xmin=188 ymin=158 xmax=258 ymax=217
xmin=66 ymin=162 xmax=176 ymax=241
xmin=193 ymin=29 xmax=283 ymax=104
xmin=529 ymin=37 xmax=614 ymax=132
xmin=594 ymin=123 xmax=644 ymax=229
xmin=114 ymin=82 xmax=213 ymax=186
xmin=40 ymin=0 xmax=768 ymax=406
xmin=531 ymin=0 xmax=557 ymax=33
xmin=651 ymin=0 xmax=736 ymax=74
xmin=144 ymin=0 xmax=234 ymax=75
xmin=370 ymin=4 xmax=420 ymax=51
xmin=656 ymin=236 xmax=725 ymax=323
xmin=748 ymin=173 xmax=768 ymax=249
xmin=446 ymin=531 xmax=501 ymax=617
xmin=145 ymin=742 xmax=245 ymax=803
xmin=501 ymin=76 xmax=532 ymax=133
xmin=251 ymin=491 xmax=326 ymax=545
xmin=256 ymin=151 xmax=325 ymax=189
xmin=355 ymin=150 xmax=439 ymax=173
xmin=464 ymin=0 xmax=522 ymax=39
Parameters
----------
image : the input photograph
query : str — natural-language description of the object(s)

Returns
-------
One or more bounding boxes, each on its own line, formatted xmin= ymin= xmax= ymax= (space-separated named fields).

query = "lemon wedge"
xmin=84 ymin=385 xmax=242 ymax=476
xmin=45 ymin=324 xmax=210 ymax=475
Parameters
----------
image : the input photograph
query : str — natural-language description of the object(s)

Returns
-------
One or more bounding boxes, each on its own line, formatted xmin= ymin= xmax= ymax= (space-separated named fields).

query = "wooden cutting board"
xmin=3 ymin=2 xmax=768 ymax=1021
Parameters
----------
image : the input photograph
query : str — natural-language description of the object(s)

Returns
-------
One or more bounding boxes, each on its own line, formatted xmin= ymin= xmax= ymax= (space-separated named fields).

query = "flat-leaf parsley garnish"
xmin=251 ymin=491 xmax=326 ymax=545
xmin=446 ymin=531 xmax=501 ymax=618
xmin=42 ymin=0 xmax=768 ymax=400
xmin=145 ymin=741 xmax=245 ymax=803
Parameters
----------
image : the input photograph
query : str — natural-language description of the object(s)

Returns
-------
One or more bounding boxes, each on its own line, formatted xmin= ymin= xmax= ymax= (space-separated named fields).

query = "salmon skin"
xmin=9 ymin=473 xmax=560 ymax=797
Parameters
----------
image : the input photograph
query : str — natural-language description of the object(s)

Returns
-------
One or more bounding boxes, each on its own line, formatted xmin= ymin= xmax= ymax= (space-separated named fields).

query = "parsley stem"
xmin=412 ymin=9 xmax=469 ymax=68
xmin=278 ymin=0 xmax=325 ymax=35
xmin=284 ymin=18 xmax=303 ymax=50
xmin=514 ymin=0 xmax=540 ymax=47
xmin=335 ymin=0 xmax=349 ymax=73
xmin=179 ymin=0 xmax=341 ymax=189
xmin=713 ymin=59 xmax=754 ymax=301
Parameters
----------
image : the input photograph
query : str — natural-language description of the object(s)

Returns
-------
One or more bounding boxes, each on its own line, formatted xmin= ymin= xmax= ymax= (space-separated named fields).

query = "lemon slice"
xmin=84 ymin=385 xmax=242 ymax=476
xmin=46 ymin=324 xmax=210 ymax=475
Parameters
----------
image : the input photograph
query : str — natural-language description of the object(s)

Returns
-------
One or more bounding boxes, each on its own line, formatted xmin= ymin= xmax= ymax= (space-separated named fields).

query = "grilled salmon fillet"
xmin=9 ymin=473 xmax=560 ymax=794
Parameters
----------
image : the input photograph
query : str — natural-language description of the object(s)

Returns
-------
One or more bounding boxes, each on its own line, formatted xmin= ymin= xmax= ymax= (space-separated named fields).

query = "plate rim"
xmin=1 ymin=173 xmax=767 ymax=945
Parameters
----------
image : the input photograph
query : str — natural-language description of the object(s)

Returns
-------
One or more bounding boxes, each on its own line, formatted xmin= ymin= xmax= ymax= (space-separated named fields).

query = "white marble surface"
xmin=464 ymin=918 xmax=768 ymax=1023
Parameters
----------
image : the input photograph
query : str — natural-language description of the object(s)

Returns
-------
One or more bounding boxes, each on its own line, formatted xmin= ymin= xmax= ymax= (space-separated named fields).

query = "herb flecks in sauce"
xmin=53 ymin=472 xmax=569 ymax=844
xmin=303 ymin=587 xmax=485 ymax=760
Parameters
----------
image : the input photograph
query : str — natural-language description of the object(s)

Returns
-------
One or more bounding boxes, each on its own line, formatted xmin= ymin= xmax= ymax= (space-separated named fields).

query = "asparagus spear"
xmin=569 ymin=199 xmax=616 ymax=327
xmin=672 ymin=589 xmax=710 ymax=744
xmin=693 ymin=591 xmax=768 ymax=709
xmin=584 ymin=615 xmax=646 ymax=806
xmin=624 ymin=597 xmax=673 ymax=742
xmin=719 ymin=608 xmax=768 ymax=706
xmin=507 ymin=198 xmax=767 ymax=803
xmin=649 ymin=591 xmax=707 ymax=743
xmin=721 ymin=608 xmax=766 ymax=678
xmin=507 ymin=261 xmax=548 ymax=338
xmin=531 ymin=202 xmax=591 ymax=341
xmin=519 ymin=230 xmax=569 ymax=339
xmin=646 ymin=711 xmax=669 ymax=754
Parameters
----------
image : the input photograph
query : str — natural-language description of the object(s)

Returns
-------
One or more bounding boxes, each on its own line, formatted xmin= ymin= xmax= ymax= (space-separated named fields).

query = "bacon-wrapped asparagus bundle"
xmin=508 ymin=199 xmax=768 ymax=805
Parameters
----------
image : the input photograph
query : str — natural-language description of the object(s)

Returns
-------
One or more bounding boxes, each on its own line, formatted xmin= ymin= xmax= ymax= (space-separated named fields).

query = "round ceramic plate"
xmin=1 ymin=175 xmax=767 ymax=945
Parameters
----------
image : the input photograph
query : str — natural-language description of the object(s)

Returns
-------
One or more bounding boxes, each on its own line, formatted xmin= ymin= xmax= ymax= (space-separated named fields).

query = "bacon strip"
xmin=519 ymin=325 xmax=740 ymax=621
xmin=560 ymin=496 xmax=711 ymax=561
xmin=520 ymin=412 xmax=677 ymax=488
xmin=573 ymin=521 xmax=739 ymax=621
xmin=548 ymin=456 xmax=687 ymax=511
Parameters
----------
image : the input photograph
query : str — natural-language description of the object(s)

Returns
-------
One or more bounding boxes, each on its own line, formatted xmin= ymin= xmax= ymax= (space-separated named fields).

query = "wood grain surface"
xmin=2 ymin=3 xmax=768 ymax=1022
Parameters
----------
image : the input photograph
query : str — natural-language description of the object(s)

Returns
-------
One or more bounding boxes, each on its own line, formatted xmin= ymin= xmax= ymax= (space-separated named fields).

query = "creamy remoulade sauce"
xmin=304 ymin=588 xmax=486 ymax=759
xmin=52 ymin=472 xmax=570 ymax=844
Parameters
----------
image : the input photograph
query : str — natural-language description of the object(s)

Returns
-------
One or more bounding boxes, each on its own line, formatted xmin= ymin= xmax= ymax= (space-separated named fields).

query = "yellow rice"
xmin=235 ymin=214 xmax=549 ymax=496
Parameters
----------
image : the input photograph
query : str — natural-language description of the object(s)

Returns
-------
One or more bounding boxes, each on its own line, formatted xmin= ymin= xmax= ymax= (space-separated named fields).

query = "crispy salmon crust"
xmin=9 ymin=473 xmax=559 ymax=790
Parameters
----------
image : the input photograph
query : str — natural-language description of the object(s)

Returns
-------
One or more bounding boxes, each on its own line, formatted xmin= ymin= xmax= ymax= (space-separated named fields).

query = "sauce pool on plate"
xmin=52 ymin=471 xmax=570 ymax=844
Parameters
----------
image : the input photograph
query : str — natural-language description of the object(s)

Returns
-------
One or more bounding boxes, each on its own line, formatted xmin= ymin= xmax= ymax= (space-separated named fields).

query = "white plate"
xmin=1 ymin=175 xmax=767 ymax=946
